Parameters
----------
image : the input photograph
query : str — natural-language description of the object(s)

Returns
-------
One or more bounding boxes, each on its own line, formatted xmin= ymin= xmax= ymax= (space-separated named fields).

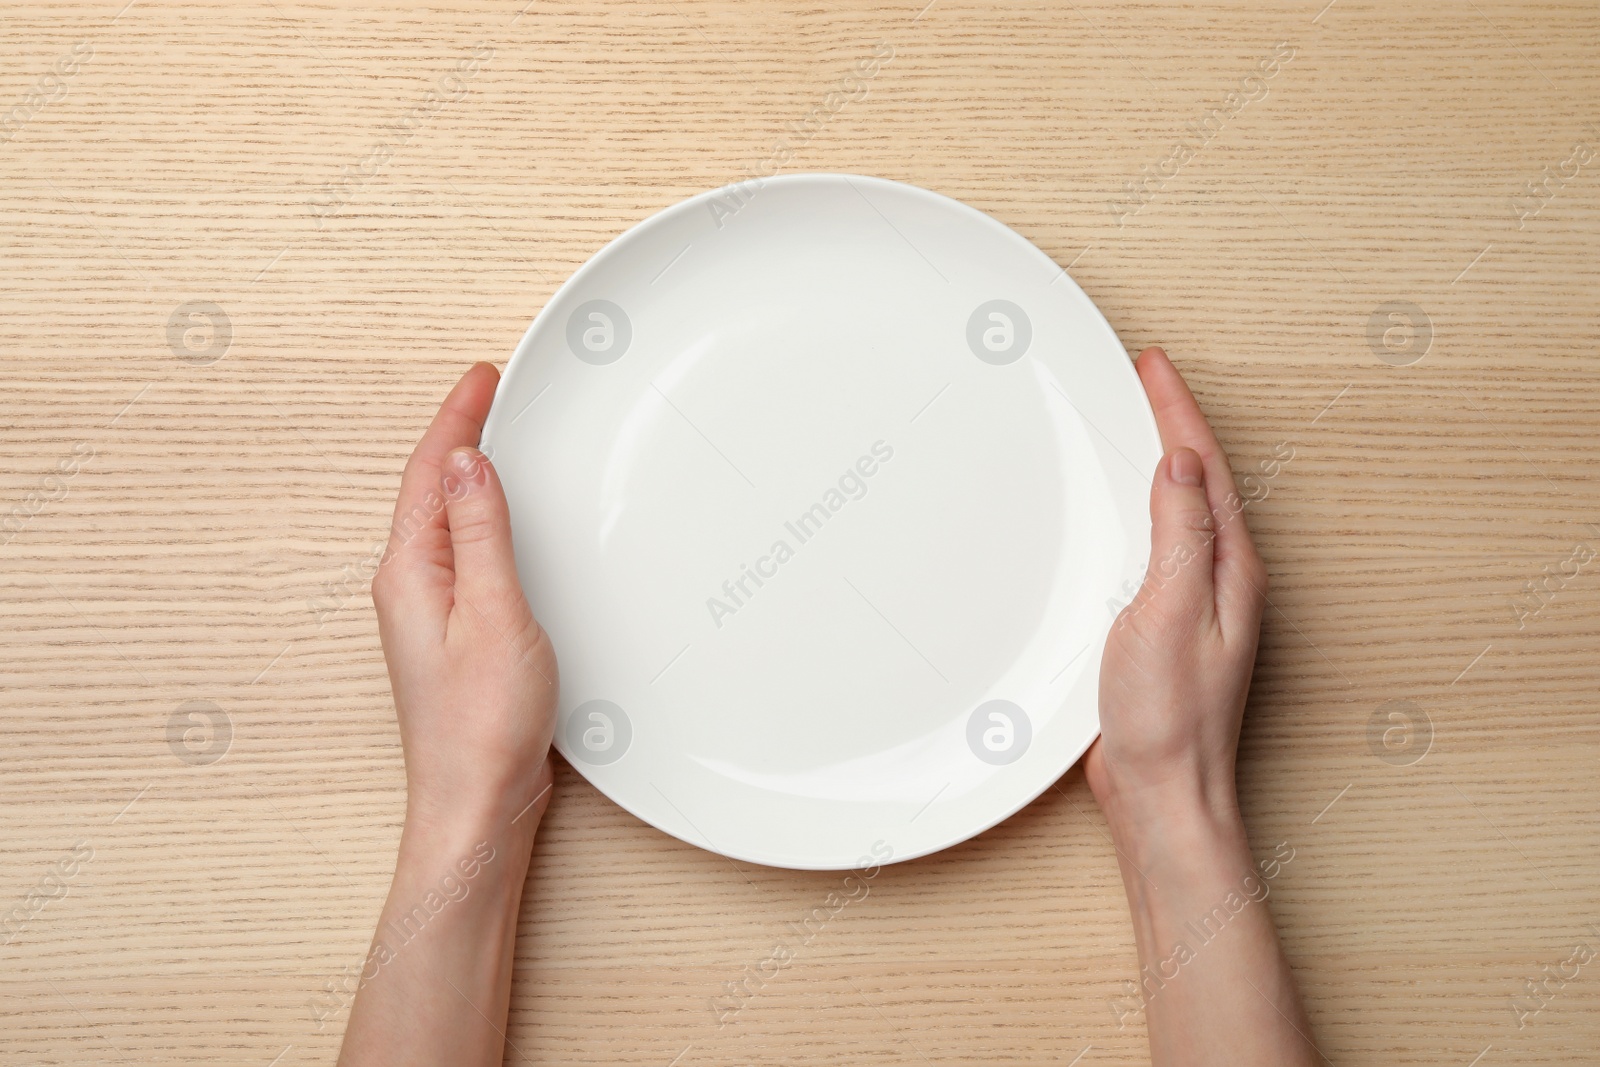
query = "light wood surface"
xmin=3 ymin=1 xmax=1598 ymax=1064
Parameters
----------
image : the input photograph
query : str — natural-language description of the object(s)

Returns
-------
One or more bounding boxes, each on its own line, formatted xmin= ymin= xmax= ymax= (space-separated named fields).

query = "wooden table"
xmin=3 ymin=2 xmax=1596 ymax=1063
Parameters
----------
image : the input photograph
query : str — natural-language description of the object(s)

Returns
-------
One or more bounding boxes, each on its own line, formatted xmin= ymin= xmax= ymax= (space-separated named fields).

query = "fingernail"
xmin=449 ymin=447 xmax=488 ymax=487
xmin=1169 ymin=448 xmax=1204 ymax=487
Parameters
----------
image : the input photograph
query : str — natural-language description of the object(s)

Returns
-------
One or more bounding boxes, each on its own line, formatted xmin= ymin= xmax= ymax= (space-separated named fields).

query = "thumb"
xmin=441 ymin=447 xmax=528 ymax=627
xmin=1134 ymin=447 xmax=1215 ymax=624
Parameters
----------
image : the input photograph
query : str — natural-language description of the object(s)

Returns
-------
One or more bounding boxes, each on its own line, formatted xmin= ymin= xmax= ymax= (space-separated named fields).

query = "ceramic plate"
xmin=480 ymin=173 xmax=1159 ymax=870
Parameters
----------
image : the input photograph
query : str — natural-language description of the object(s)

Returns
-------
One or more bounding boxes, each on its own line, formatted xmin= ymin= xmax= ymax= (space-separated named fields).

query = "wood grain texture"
xmin=2 ymin=1 xmax=1597 ymax=1064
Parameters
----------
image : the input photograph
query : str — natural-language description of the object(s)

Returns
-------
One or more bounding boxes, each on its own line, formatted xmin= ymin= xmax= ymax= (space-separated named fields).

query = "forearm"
xmin=337 ymin=814 xmax=535 ymax=1067
xmin=1106 ymin=798 xmax=1318 ymax=1067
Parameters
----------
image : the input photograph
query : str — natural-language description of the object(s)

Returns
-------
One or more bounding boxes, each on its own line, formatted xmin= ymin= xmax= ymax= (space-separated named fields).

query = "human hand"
xmin=371 ymin=362 xmax=558 ymax=843
xmin=1082 ymin=353 xmax=1319 ymax=1066
xmin=338 ymin=363 xmax=557 ymax=1067
xmin=1084 ymin=346 xmax=1269 ymax=837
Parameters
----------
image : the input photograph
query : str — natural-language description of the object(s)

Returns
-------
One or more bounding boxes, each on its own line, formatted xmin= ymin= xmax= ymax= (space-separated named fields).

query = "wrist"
xmin=402 ymin=762 xmax=552 ymax=863
xmin=391 ymin=814 xmax=531 ymax=916
xmin=1099 ymin=787 xmax=1268 ymax=948
xmin=1095 ymin=770 xmax=1251 ymax=886
xmin=1109 ymin=798 xmax=1251 ymax=882
xmin=400 ymin=791 xmax=539 ymax=878
xmin=1095 ymin=762 xmax=1243 ymax=851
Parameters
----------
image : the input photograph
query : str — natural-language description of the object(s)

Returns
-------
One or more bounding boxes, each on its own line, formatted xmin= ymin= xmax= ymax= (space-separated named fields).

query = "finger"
xmin=1132 ymin=447 xmax=1215 ymax=626
xmin=440 ymin=446 xmax=534 ymax=637
xmin=1134 ymin=347 xmax=1266 ymax=616
xmin=382 ymin=362 xmax=501 ymax=572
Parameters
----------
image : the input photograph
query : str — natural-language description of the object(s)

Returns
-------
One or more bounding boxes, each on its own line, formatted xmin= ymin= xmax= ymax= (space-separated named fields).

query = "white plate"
xmin=481 ymin=173 xmax=1159 ymax=870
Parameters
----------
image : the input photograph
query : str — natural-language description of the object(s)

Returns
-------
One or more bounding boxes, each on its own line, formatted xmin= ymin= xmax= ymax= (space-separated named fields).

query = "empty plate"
xmin=480 ymin=173 xmax=1159 ymax=870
